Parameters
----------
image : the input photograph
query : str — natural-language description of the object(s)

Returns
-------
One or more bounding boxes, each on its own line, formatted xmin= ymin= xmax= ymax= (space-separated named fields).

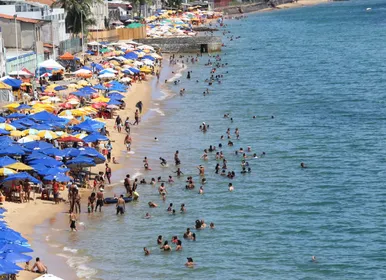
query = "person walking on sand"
xmin=116 ymin=195 xmax=125 ymax=215
xmin=105 ymin=163 xmax=112 ymax=184
xmin=115 ymin=115 xmax=122 ymax=133
xmin=69 ymin=211 xmax=77 ymax=231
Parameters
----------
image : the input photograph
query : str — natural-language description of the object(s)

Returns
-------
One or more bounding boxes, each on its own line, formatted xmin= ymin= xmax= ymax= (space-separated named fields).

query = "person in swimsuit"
xmin=124 ymin=174 xmax=132 ymax=196
xmin=174 ymin=168 xmax=184 ymax=177
xmin=161 ymin=241 xmax=171 ymax=251
xmin=197 ymin=165 xmax=205 ymax=176
xmin=116 ymin=195 xmax=125 ymax=215
xmin=87 ymin=192 xmax=95 ymax=213
xmin=144 ymin=247 xmax=150 ymax=256
xmin=180 ymin=204 xmax=186 ymax=213
xmin=185 ymin=257 xmax=195 ymax=267
xmin=210 ymin=222 xmax=215 ymax=229
xmin=31 ymin=258 xmax=47 ymax=274
xmin=157 ymin=235 xmax=163 ymax=245
xmin=183 ymin=228 xmax=192 ymax=239
xmin=160 ymin=157 xmax=167 ymax=166
xmin=69 ymin=211 xmax=76 ymax=231
xmin=96 ymin=188 xmax=104 ymax=212
xmin=176 ymin=239 xmax=182 ymax=251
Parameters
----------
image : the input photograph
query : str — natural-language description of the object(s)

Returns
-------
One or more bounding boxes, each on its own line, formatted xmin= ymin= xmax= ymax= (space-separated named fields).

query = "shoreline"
xmin=220 ymin=0 xmax=330 ymax=16
xmin=10 ymin=59 xmax=180 ymax=280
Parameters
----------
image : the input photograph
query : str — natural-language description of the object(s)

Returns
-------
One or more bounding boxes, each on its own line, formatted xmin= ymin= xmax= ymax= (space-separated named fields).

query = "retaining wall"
xmin=136 ymin=36 xmax=222 ymax=53
xmin=216 ymin=0 xmax=293 ymax=14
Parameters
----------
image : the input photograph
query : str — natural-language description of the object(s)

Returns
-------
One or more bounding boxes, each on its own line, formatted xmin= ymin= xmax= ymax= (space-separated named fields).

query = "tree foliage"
xmin=53 ymin=0 xmax=99 ymax=35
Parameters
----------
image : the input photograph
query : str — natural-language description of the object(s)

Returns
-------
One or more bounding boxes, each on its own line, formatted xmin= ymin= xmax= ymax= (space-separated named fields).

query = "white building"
xmin=89 ymin=0 xmax=109 ymax=30
xmin=0 ymin=0 xmax=69 ymax=57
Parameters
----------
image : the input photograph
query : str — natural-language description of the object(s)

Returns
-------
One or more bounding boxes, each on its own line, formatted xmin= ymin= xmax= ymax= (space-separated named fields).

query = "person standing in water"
xmin=133 ymin=109 xmax=140 ymax=125
xmin=69 ymin=211 xmax=77 ymax=231
xmin=116 ymin=195 xmax=125 ymax=215
xmin=174 ymin=150 xmax=181 ymax=165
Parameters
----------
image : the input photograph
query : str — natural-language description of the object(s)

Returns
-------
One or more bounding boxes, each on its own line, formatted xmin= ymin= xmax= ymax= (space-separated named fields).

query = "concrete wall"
xmin=90 ymin=0 xmax=109 ymax=30
xmin=0 ymin=18 xmax=21 ymax=49
xmin=5 ymin=52 xmax=44 ymax=74
xmin=136 ymin=36 xmax=222 ymax=53
xmin=216 ymin=0 xmax=293 ymax=14
xmin=20 ymin=22 xmax=35 ymax=50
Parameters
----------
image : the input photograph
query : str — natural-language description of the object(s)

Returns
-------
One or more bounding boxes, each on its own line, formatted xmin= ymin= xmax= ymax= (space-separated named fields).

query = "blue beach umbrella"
xmin=0 ymin=156 xmax=17 ymax=167
xmin=62 ymin=147 xmax=80 ymax=158
xmin=108 ymin=93 xmax=124 ymax=100
xmin=9 ymin=122 xmax=25 ymax=130
xmin=6 ymin=113 xmax=26 ymax=119
xmin=12 ymin=118 xmax=35 ymax=127
xmin=0 ymin=259 xmax=23 ymax=274
xmin=16 ymin=104 xmax=31 ymax=110
xmin=44 ymin=173 xmax=71 ymax=182
xmin=107 ymin=99 xmax=122 ymax=106
xmin=0 ymin=229 xmax=27 ymax=243
xmin=28 ymin=158 xmax=62 ymax=167
xmin=0 ymin=117 xmax=5 ymax=123
xmin=0 ymin=145 xmax=25 ymax=156
xmin=32 ymin=123 xmax=53 ymax=131
xmin=2 ymin=78 xmax=21 ymax=89
xmin=0 ymin=136 xmax=14 ymax=146
xmin=0 ymin=129 xmax=10 ymax=135
xmin=71 ymin=91 xmax=91 ymax=98
xmin=54 ymin=85 xmax=67 ymax=91
xmin=93 ymin=84 xmax=107 ymax=90
xmin=42 ymin=148 xmax=66 ymax=157
xmin=82 ymin=133 xmax=109 ymax=142
xmin=66 ymin=156 xmax=96 ymax=168
xmin=29 ymin=111 xmax=65 ymax=123
xmin=0 ymin=252 xmax=32 ymax=263
xmin=1 ymin=172 xmax=40 ymax=184
xmin=0 ymin=243 xmax=33 ymax=253
xmin=23 ymin=141 xmax=53 ymax=151
xmin=27 ymin=151 xmax=51 ymax=161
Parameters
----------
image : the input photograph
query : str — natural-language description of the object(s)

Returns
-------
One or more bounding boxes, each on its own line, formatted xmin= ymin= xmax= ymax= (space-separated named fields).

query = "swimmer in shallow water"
xmin=144 ymin=247 xmax=150 ymax=255
xmin=210 ymin=222 xmax=215 ymax=229
xmin=301 ymin=162 xmax=307 ymax=168
xmin=185 ymin=257 xmax=194 ymax=267
xmin=229 ymin=183 xmax=234 ymax=192
xmin=199 ymin=186 xmax=204 ymax=194
xmin=145 ymin=212 xmax=151 ymax=219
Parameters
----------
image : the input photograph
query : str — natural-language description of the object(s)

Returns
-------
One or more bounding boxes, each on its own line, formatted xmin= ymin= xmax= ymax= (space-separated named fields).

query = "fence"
xmin=59 ymin=38 xmax=82 ymax=55
xmin=88 ymin=26 xmax=147 ymax=42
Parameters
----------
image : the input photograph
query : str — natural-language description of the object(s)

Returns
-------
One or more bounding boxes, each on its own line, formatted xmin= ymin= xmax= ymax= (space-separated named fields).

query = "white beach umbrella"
xmin=72 ymin=69 xmax=91 ymax=75
xmin=98 ymin=73 xmax=116 ymax=79
xmin=35 ymin=274 xmax=64 ymax=280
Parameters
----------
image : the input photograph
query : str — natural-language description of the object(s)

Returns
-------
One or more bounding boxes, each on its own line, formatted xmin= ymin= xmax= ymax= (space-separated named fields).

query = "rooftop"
xmin=26 ymin=0 xmax=55 ymax=5
xmin=0 ymin=13 xmax=40 ymax=23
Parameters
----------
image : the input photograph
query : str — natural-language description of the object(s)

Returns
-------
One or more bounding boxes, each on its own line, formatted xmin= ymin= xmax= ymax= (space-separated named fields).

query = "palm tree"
xmin=53 ymin=0 xmax=99 ymax=35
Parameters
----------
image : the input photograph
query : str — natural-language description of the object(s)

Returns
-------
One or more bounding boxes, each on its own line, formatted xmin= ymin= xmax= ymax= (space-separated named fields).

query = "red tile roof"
xmin=26 ymin=0 xmax=56 ymax=5
xmin=0 ymin=14 xmax=40 ymax=24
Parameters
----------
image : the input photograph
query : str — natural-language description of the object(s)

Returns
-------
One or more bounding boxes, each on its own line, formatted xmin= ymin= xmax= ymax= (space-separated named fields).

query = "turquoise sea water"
xmin=38 ymin=1 xmax=386 ymax=279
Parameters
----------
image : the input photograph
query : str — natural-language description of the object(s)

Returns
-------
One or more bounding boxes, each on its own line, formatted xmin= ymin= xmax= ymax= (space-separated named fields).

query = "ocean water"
xmin=38 ymin=0 xmax=386 ymax=279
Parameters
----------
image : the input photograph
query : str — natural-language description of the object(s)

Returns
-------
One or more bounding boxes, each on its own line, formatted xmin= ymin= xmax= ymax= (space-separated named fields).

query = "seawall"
xmin=136 ymin=36 xmax=222 ymax=53
xmin=216 ymin=0 xmax=294 ymax=15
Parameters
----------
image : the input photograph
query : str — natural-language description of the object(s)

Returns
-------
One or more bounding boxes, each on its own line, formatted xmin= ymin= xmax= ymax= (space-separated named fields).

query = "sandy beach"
xmin=3 ymin=67 xmax=157 ymax=279
xmin=261 ymin=0 xmax=330 ymax=12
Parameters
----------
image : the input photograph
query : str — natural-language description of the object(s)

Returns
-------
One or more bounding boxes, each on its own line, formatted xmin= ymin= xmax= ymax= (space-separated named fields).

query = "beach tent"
xmin=59 ymin=52 xmax=74 ymax=60
xmin=38 ymin=60 xmax=64 ymax=69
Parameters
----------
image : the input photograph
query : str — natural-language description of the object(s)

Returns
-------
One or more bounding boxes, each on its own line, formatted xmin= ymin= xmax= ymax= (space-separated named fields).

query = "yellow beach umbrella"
xmin=37 ymin=130 xmax=58 ymax=140
xmin=17 ymin=135 xmax=40 ymax=143
xmin=54 ymin=131 xmax=68 ymax=137
xmin=0 ymin=167 xmax=16 ymax=176
xmin=140 ymin=67 xmax=152 ymax=74
xmin=6 ymin=162 xmax=34 ymax=171
xmin=22 ymin=128 xmax=39 ymax=136
xmin=0 ymin=123 xmax=16 ymax=131
xmin=67 ymin=83 xmax=81 ymax=89
xmin=3 ymin=103 xmax=20 ymax=109
xmin=75 ymin=132 xmax=88 ymax=139
xmin=46 ymin=83 xmax=60 ymax=89
xmin=92 ymin=96 xmax=110 ymax=103
xmin=10 ymin=130 xmax=24 ymax=137
xmin=77 ymin=80 xmax=89 ymax=86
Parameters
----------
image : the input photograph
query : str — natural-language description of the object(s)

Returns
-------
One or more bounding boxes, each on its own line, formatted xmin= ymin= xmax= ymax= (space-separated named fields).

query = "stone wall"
xmin=136 ymin=36 xmax=222 ymax=53
xmin=216 ymin=0 xmax=293 ymax=15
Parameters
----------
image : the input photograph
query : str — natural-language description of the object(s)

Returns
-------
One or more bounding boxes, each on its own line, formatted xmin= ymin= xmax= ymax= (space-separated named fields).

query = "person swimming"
xmin=301 ymin=162 xmax=307 ymax=168
xmin=161 ymin=241 xmax=172 ymax=251
xmin=210 ymin=222 xmax=215 ymax=229
xmin=160 ymin=157 xmax=167 ymax=166
xmin=199 ymin=186 xmax=204 ymax=194
xmin=229 ymin=183 xmax=234 ymax=192
xmin=157 ymin=235 xmax=163 ymax=245
xmin=145 ymin=212 xmax=151 ymax=219
xmin=144 ymin=247 xmax=150 ymax=255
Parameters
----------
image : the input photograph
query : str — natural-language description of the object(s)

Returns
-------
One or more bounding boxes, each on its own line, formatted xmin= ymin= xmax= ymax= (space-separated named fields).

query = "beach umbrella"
xmin=1 ymin=172 xmax=40 ymax=184
xmin=28 ymin=157 xmax=62 ymax=167
xmin=0 ymin=243 xmax=33 ymax=253
xmin=0 ymin=168 xmax=16 ymax=176
xmin=26 ymin=151 xmax=50 ymax=161
xmin=0 ymin=137 xmax=15 ymax=146
xmin=0 ymin=129 xmax=10 ymax=135
xmin=6 ymin=162 xmax=34 ymax=171
xmin=0 ymin=145 xmax=25 ymax=156
xmin=44 ymin=173 xmax=71 ymax=182
xmin=32 ymin=123 xmax=53 ymax=131
xmin=17 ymin=135 xmax=40 ymax=143
xmin=0 ymin=157 xmax=17 ymax=167
xmin=29 ymin=111 xmax=64 ymax=123
xmin=0 ymin=117 xmax=5 ymax=123
xmin=6 ymin=113 xmax=26 ymax=119
xmin=8 ymin=122 xmax=25 ymax=130
xmin=108 ymin=93 xmax=124 ymax=100
xmin=13 ymin=118 xmax=35 ymax=127
xmin=9 ymin=131 xmax=24 ymax=137
xmin=74 ymin=132 xmax=88 ymax=139
xmin=42 ymin=148 xmax=66 ymax=157
xmin=0 ymin=251 xmax=32 ymax=263
xmin=0 ymin=259 xmax=23 ymax=274
xmin=23 ymin=141 xmax=53 ymax=151
xmin=66 ymin=156 xmax=96 ymax=168
xmin=82 ymin=133 xmax=109 ymax=142
xmin=16 ymin=104 xmax=31 ymax=110
xmin=93 ymin=84 xmax=107 ymax=90
xmin=0 ymin=124 xmax=16 ymax=131
xmin=37 ymin=130 xmax=58 ymax=140
xmin=22 ymin=129 xmax=39 ymax=136
xmin=62 ymin=148 xmax=80 ymax=158
xmin=54 ymin=86 xmax=67 ymax=91
xmin=58 ymin=136 xmax=84 ymax=143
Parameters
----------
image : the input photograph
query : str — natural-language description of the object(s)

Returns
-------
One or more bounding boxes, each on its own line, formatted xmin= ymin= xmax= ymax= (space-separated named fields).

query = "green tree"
xmin=53 ymin=0 xmax=98 ymax=35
